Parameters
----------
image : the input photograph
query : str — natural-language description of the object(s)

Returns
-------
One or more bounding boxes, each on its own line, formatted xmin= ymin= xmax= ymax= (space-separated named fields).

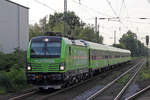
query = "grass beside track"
xmin=119 ymin=74 xmax=130 ymax=85
xmin=138 ymin=58 xmax=150 ymax=81
xmin=117 ymin=58 xmax=150 ymax=85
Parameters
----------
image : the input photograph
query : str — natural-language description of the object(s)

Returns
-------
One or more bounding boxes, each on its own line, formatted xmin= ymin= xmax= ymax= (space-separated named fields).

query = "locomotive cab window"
xmin=31 ymin=41 xmax=61 ymax=58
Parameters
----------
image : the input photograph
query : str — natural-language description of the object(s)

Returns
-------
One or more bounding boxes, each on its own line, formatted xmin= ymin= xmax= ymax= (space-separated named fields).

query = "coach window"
xmin=105 ymin=56 xmax=108 ymax=59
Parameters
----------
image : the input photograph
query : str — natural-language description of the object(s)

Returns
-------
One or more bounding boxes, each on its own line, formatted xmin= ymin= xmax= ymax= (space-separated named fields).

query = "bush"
xmin=7 ymin=65 xmax=27 ymax=92
xmin=0 ymin=87 xmax=6 ymax=94
xmin=0 ymin=49 xmax=26 ymax=71
xmin=0 ymin=49 xmax=27 ymax=94
xmin=0 ymin=66 xmax=27 ymax=93
xmin=0 ymin=71 xmax=9 ymax=92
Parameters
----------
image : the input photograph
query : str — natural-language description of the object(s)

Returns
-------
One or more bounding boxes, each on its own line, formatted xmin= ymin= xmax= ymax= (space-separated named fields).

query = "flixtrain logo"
xmin=33 ymin=59 xmax=55 ymax=63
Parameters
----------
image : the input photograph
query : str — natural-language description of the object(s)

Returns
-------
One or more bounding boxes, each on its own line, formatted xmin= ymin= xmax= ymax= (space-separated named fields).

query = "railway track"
xmin=40 ymin=59 xmax=141 ymax=100
xmin=8 ymin=59 xmax=140 ymax=100
xmin=9 ymin=73 xmax=106 ymax=100
xmin=125 ymin=84 xmax=150 ymax=100
xmin=8 ymin=90 xmax=38 ymax=100
xmin=87 ymin=59 xmax=145 ymax=100
xmin=8 ymin=71 xmax=106 ymax=100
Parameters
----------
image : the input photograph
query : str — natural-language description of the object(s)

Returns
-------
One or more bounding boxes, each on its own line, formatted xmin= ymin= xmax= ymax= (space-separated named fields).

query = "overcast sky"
xmin=10 ymin=0 xmax=150 ymax=45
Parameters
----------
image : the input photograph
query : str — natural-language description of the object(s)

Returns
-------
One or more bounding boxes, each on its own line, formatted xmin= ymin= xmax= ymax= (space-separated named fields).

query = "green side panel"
xmin=90 ymin=59 xmax=109 ymax=69
xmin=60 ymin=38 xmax=66 ymax=59
xmin=65 ymin=45 xmax=89 ymax=71
xmin=108 ymin=57 xmax=131 ymax=66
xmin=27 ymin=40 xmax=31 ymax=64
xmin=90 ymin=56 xmax=131 ymax=70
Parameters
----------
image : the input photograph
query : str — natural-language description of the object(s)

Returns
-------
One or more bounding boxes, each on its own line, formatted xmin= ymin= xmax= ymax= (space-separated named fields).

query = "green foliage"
xmin=29 ymin=23 xmax=43 ymax=39
xmin=0 ymin=71 xmax=9 ymax=93
xmin=29 ymin=11 xmax=103 ymax=44
xmin=138 ymin=58 xmax=150 ymax=80
xmin=119 ymin=75 xmax=129 ymax=84
xmin=140 ymin=70 xmax=150 ymax=80
xmin=0 ymin=49 xmax=27 ymax=94
xmin=7 ymin=65 xmax=27 ymax=91
xmin=0 ymin=49 xmax=26 ymax=71
xmin=113 ymin=30 xmax=148 ymax=57
xmin=112 ymin=43 xmax=125 ymax=49
xmin=0 ymin=87 xmax=6 ymax=94
xmin=0 ymin=66 xmax=27 ymax=93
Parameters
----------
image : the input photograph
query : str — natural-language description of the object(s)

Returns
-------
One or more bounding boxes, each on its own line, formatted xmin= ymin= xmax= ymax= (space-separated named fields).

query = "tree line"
xmin=113 ymin=30 xmax=148 ymax=57
xmin=29 ymin=11 xmax=103 ymax=44
xmin=29 ymin=11 xmax=148 ymax=57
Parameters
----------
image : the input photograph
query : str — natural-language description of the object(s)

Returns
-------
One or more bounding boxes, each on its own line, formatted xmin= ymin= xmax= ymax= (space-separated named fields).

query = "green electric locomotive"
xmin=26 ymin=36 xmax=131 ymax=89
xmin=26 ymin=36 xmax=90 ymax=89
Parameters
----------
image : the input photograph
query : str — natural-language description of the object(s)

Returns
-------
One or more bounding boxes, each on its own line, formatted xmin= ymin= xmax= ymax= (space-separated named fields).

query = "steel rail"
xmin=114 ymin=59 xmax=145 ymax=100
xmin=86 ymin=59 xmax=144 ymax=100
xmin=9 ymin=91 xmax=37 ymax=100
xmin=125 ymin=84 xmax=150 ymax=100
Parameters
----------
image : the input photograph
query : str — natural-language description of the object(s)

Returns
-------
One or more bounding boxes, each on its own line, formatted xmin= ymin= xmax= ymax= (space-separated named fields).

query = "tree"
xmin=119 ymin=30 xmax=138 ymax=56
xmin=29 ymin=23 xmax=43 ymax=39
xmin=113 ymin=30 xmax=148 ymax=57
xmin=113 ymin=43 xmax=125 ymax=49
xmin=29 ymin=11 xmax=103 ymax=44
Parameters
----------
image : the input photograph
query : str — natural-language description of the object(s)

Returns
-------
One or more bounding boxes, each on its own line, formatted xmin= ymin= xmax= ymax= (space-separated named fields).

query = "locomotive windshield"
xmin=30 ymin=41 xmax=61 ymax=58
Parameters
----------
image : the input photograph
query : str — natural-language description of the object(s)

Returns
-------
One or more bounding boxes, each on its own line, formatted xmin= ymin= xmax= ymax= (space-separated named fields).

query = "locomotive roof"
xmin=63 ymin=38 xmax=87 ymax=47
xmin=31 ymin=36 xmax=61 ymax=42
xmin=63 ymin=37 xmax=130 ymax=54
xmin=85 ymin=41 xmax=130 ymax=54
xmin=31 ymin=36 xmax=130 ymax=54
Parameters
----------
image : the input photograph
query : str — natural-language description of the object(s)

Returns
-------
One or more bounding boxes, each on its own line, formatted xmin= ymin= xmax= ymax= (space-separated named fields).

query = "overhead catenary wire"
xmin=123 ymin=20 xmax=150 ymax=24
xmin=122 ymin=0 xmax=130 ymax=18
xmin=33 ymin=0 xmax=150 ymax=36
xmin=72 ymin=0 xmax=113 ymax=17
xmin=119 ymin=0 xmax=124 ymax=17
xmin=33 ymin=0 xmax=58 ymax=12
xmin=122 ymin=17 xmax=150 ymax=20
xmin=119 ymin=0 xmax=133 ymax=31
xmin=119 ymin=0 xmax=130 ymax=18
xmin=105 ymin=0 xmax=128 ymax=31
xmin=106 ymin=0 xmax=118 ymax=17
xmin=72 ymin=0 xmax=129 ymax=32
xmin=70 ymin=0 xmax=94 ymax=20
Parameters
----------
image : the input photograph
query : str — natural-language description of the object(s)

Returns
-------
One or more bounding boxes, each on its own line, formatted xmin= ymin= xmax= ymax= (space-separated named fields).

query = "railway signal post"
xmin=146 ymin=35 xmax=149 ymax=68
xmin=64 ymin=0 xmax=67 ymax=37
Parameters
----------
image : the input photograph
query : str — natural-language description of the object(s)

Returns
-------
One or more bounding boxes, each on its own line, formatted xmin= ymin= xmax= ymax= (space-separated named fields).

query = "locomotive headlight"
xmin=60 ymin=63 xmax=65 ymax=71
xmin=60 ymin=66 xmax=64 ymax=70
xmin=44 ymin=38 xmax=49 ymax=42
xmin=27 ymin=66 xmax=32 ymax=71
